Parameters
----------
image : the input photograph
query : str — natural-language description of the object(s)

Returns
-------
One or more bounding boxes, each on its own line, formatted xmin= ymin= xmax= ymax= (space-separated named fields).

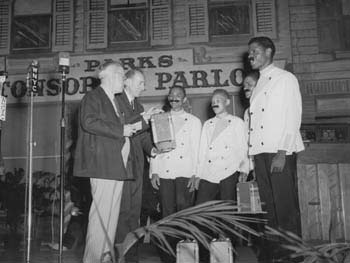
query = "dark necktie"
xmin=130 ymin=99 xmax=135 ymax=110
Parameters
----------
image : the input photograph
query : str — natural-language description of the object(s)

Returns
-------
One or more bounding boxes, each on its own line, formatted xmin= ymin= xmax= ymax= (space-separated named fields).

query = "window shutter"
xmin=87 ymin=0 xmax=107 ymax=49
xmin=252 ymin=0 xmax=277 ymax=39
xmin=186 ymin=0 xmax=209 ymax=43
xmin=150 ymin=0 xmax=172 ymax=46
xmin=52 ymin=0 xmax=74 ymax=52
xmin=0 ymin=0 xmax=11 ymax=55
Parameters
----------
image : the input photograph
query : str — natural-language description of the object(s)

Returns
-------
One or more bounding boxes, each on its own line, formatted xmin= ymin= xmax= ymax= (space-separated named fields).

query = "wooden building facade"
xmin=0 ymin=0 xmax=349 ymax=243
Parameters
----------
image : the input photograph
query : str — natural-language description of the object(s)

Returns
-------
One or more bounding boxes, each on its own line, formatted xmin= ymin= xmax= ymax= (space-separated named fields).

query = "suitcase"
xmin=210 ymin=238 xmax=234 ymax=263
xmin=237 ymin=181 xmax=262 ymax=213
xmin=176 ymin=239 xmax=199 ymax=263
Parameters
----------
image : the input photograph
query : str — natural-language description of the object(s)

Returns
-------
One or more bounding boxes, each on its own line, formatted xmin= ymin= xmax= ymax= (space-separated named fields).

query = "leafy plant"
xmin=265 ymin=226 xmax=350 ymax=263
xmin=117 ymin=200 xmax=265 ymax=259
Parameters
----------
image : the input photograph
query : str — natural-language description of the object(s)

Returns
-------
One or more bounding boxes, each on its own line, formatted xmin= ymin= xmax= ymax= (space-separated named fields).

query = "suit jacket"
xmin=74 ymin=86 xmax=129 ymax=180
xmin=115 ymin=91 xmax=154 ymax=180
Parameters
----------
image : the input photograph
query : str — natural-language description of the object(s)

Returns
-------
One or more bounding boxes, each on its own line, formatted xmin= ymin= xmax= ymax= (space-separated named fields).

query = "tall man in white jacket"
xmin=247 ymin=36 xmax=304 ymax=262
xmin=150 ymin=86 xmax=201 ymax=263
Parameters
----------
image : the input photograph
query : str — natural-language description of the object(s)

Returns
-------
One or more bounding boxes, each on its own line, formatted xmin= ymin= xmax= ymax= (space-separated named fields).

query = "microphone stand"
xmin=59 ymin=70 xmax=66 ymax=263
xmin=26 ymin=68 xmax=34 ymax=263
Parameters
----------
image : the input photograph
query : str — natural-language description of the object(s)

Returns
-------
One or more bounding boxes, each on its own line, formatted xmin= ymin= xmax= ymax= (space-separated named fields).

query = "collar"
xmin=101 ymin=85 xmax=116 ymax=101
xmin=124 ymin=89 xmax=134 ymax=103
xmin=170 ymin=109 xmax=185 ymax=116
xmin=214 ymin=112 xmax=229 ymax=120
xmin=260 ymin=63 xmax=275 ymax=77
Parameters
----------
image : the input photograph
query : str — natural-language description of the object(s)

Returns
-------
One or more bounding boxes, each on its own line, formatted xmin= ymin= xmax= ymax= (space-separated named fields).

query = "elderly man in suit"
xmin=74 ymin=62 xmax=138 ymax=263
xmin=115 ymin=68 xmax=159 ymax=263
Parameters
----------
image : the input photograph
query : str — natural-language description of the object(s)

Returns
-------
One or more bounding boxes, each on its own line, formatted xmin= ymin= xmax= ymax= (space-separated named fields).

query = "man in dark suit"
xmin=74 ymin=62 xmax=139 ymax=263
xmin=115 ymin=68 xmax=159 ymax=263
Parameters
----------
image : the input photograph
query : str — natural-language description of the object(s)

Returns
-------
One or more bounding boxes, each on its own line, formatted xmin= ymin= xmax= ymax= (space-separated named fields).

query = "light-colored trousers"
xmin=83 ymin=178 xmax=124 ymax=263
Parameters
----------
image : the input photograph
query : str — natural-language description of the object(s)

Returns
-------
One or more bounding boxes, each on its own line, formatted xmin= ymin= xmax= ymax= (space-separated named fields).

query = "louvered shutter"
xmin=87 ymin=0 xmax=107 ymax=49
xmin=186 ymin=0 xmax=209 ymax=43
xmin=52 ymin=0 xmax=74 ymax=51
xmin=150 ymin=0 xmax=172 ymax=46
xmin=252 ymin=0 xmax=277 ymax=39
xmin=0 ymin=0 xmax=11 ymax=55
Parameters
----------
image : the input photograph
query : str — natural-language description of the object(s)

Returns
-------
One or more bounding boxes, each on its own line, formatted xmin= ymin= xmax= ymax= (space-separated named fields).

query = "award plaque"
xmin=150 ymin=112 xmax=176 ymax=153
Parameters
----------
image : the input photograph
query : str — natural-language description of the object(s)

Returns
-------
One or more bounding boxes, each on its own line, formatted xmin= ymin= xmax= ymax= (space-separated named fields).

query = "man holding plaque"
xmin=150 ymin=87 xmax=201 ymax=263
xmin=114 ymin=68 xmax=159 ymax=262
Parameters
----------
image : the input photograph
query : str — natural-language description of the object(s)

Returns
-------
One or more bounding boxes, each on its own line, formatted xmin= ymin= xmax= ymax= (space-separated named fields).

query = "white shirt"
xmin=249 ymin=63 xmax=304 ymax=155
xmin=150 ymin=110 xmax=202 ymax=179
xmin=241 ymin=108 xmax=254 ymax=172
xmin=198 ymin=114 xmax=249 ymax=184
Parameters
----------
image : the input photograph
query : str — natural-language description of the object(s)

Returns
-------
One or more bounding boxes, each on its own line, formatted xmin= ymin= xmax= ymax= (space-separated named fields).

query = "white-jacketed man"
xmin=196 ymin=89 xmax=249 ymax=204
xmin=150 ymin=87 xmax=201 ymax=218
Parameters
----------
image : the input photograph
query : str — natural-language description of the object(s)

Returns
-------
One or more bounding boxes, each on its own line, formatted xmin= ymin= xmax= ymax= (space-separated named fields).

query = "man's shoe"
xmin=47 ymin=243 xmax=68 ymax=251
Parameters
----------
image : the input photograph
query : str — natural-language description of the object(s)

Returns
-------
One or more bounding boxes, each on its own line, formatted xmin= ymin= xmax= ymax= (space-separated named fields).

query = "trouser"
xmin=115 ymin=171 xmax=143 ymax=262
xmin=195 ymin=173 xmax=239 ymax=263
xmin=83 ymin=178 xmax=124 ymax=263
xmin=158 ymin=177 xmax=195 ymax=263
xmin=196 ymin=172 xmax=239 ymax=204
xmin=253 ymin=153 xmax=301 ymax=262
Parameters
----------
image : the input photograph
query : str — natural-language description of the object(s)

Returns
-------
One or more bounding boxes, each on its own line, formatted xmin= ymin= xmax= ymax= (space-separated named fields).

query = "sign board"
xmin=2 ymin=49 xmax=244 ymax=104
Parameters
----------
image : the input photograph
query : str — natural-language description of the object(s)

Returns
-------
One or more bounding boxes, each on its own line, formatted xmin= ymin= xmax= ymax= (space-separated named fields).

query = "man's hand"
xmin=270 ymin=150 xmax=286 ymax=173
xmin=238 ymin=172 xmax=248 ymax=183
xmin=150 ymin=147 xmax=161 ymax=158
xmin=142 ymin=107 xmax=163 ymax=122
xmin=151 ymin=174 xmax=160 ymax=190
xmin=187 ymin=175 xmax=198 ymax=192
xmin=123 ymin=124 xmax=137 ymax=137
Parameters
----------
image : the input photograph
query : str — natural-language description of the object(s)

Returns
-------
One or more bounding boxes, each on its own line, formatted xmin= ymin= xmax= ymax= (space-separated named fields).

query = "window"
xmin=186 ymin=0 xmax=276 ymax=44
xmin=209 ymin=1 xmax=251 ymax=38
xmin=0 ymin=0 xmax=73 ymax=55
xmin=108 ymin=0 xmax=149 ymax=45
xmin=87 ymin=0 xmax=172 ymax=50
xmin=317 ymin=0 xmax=350 ymax=52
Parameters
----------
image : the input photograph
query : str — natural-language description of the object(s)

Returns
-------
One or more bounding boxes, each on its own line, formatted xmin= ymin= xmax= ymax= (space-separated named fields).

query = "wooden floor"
xmin=1 ymin=241 xmax=258 ymax=263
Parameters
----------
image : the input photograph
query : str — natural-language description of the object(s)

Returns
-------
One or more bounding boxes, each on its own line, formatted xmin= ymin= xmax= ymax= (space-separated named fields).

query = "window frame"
xmin=107 ymin=0 xmax=150 ymax=48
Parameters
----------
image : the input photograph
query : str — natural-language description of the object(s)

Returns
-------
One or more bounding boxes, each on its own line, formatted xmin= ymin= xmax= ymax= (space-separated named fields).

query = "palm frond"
xmin=265 ymin=226 xmax=350 ymax=263
xmin=118 ymin=200 xmax=265 ymax=258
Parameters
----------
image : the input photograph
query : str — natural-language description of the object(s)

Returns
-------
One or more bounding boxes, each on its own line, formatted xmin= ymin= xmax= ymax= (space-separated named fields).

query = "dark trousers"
xmin=254 ymin=153 xmax=301 ymax=262
xmin=195 ymin=173 xmax=239 ymax=263
xmin=159 ymin=177 xmax=195 ymax=217
xmin=196 ymin=172 xmax=239 ymax=205
xmin=115 ymin=173 xmax=143 ymax=262
xmin=158 ymin=177 xmax=195 ymax=263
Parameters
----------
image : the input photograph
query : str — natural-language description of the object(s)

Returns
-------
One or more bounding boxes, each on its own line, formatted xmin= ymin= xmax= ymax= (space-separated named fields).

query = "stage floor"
xmin=1 ymin=243 xmax=258 ymax=263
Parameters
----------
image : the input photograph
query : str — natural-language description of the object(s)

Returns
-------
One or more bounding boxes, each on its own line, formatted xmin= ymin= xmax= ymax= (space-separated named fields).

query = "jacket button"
xmin=261 ymin=142 xmax=264 ymax=145
xmin=249 ymin=112 xmax=253 ymax=115
xmin=250 ymin=128 xmax=253 ymax=131
xmin=209 ymin=147 xmax=212 ymax=150
xmin=261 ymin=125 xmax=263 ymax=129
xmin=208 ymin=160 xmax=211 ymax=163
xmin=180 ymin=156 xmax=183 ymax=159
xmin=166 ymin=170 xmax=169 ymax=172
xmin=249 ymin=144 xmax=252 ymax=147
xmin=262 ymin=108 xmax=264 ymax=112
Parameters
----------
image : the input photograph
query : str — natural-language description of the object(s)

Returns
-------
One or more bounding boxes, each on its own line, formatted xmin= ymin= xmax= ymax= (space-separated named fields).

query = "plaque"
xmin=150 ymin=112 xmax=176 ymax=153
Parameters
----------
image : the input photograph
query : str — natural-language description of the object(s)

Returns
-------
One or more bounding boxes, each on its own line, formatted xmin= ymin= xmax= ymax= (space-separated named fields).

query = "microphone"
xmin=30 ymin=60 xmax=39 ymax=93
xmin=58 ymin=52 xmax=70 ymax=75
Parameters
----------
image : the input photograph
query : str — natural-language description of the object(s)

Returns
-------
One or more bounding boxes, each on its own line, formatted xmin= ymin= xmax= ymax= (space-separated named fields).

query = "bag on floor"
xmin=210 ymin=237 xmax=234 ymax=263
xmin=176 ymin=239 xmax=199 ymax=263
